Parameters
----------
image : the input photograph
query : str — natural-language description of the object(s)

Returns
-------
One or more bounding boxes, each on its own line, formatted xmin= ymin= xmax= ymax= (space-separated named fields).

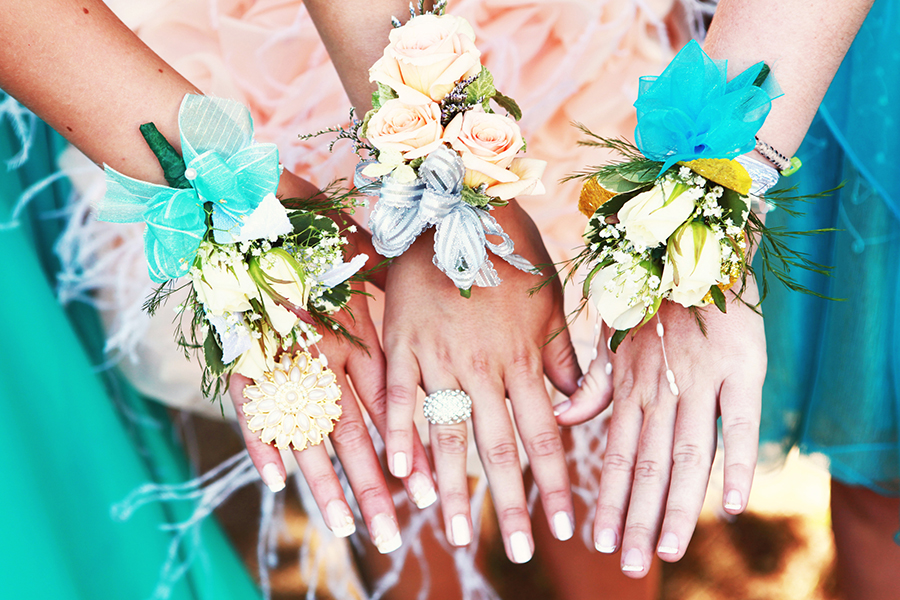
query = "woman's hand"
xmin=381 ymin=200 xmax=583 ymax=563
xmin=559 ymin=282 xmax=766 ymax=576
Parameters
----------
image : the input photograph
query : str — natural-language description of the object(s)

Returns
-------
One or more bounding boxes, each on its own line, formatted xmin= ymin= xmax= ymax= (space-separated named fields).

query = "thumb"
xmin=554 ymin=345 xmax=613 ymax=426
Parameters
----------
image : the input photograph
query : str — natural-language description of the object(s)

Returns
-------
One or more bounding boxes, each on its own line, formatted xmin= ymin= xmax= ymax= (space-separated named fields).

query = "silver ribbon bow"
xmin=359 ymin=146 xmax=538 ymax=289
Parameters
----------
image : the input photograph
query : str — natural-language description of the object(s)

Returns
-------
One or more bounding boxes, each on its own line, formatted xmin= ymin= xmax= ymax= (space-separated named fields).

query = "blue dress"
xmin=0 ymin=96 xmax=261 ymax=599
xmin=760 ymin=1 xmax=900 ymax=503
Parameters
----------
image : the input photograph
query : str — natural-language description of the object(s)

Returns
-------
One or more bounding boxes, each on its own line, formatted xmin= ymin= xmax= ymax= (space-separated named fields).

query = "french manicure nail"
xmin=552 ymin=512 xmax=574 ymax=541
xmin=595 ymin=528 xmax=617 ymax=553
xmin=657 ymin=532 xmax=679 ymax=555
xmin=371 ymin=513 xmax=402 ymax=554
xmin=409 ymin=472 xmax=437 ymax=509
xmin=392 ymin=452 xmax=410 ymax=478
xmin=450 ymin=514 xmax=471 ymax=546
xmin=509 ymin=531 xmax=533 ymax=564
xmin=621 ymin=548 xmax=644 ymax=572
xmin=261 ymin=463 xmax=285 ymax=493
xmin=326 ymin=500 xmax=356 ymax=538
xmin=724 ymin=490 xmax=743 ymax=511
xmin=553 ymin=400 xmax=572 ymax=417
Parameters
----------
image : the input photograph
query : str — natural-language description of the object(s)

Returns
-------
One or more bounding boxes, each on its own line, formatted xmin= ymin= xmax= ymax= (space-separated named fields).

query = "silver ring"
xmin=423 ymin=390 xmax=472 ymax=425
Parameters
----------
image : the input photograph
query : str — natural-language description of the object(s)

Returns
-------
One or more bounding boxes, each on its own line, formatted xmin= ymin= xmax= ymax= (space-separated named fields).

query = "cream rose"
xmin=661 ymin=222 xmax=722 ymax=307
xmin=256 ymin=249 xmax=312 ymax=336
xmin=233 ymin=325 xmax=279 ymax=381
xmin=192 ymin=245 xmax=259 ymax=315
xmin=365 ymin=99 xmax=444 ymax=160
xmin=369 ymin=14 xmax=482 ymax=104
xmin=443 ymin=106 xmax=524 ymax=190
xmin=617 ymin=180 xmax=701 ymax=249
xmin=484 ymin=157 xmax=547 ymax=200
xmin=590 ymin=259 xmax=658 ymax=331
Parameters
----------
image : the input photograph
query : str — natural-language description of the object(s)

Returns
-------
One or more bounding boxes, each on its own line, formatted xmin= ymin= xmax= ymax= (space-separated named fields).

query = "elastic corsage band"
xmin=311 ymin=2 xmax=544 ymax=296
xmin=97 ymin=94 xmax=366 ymax=449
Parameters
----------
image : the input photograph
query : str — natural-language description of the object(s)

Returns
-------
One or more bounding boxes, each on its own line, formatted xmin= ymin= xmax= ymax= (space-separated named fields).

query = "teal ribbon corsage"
xmin=97 ymin=95 xmax=281 ymax=282
xmin=634 ymin=39 xmax=782 ymax=174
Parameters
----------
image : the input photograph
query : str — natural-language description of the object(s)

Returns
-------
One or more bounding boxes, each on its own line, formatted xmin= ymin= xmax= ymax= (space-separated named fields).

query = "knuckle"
xmin=724 ymin=414 xmax=760 ymax=437
xmin=439 ymin=490 xmax=470 ymax=509
xmin=330 ymin=419 xmax=371 ymax=449
xmin=540 ymin=487 xmax=571 ymax=509
xmin=508 ymin=348 xmax=541 ymax=378
xmin=305 ymin=470 xmax=338 ymax=495
xmin=663 ymin=504 xmax=693 ymax=524
xmin=470 ymin=350 xmax=493 ymax=379
xmin=595 ymin=501 xmax=625 ymax=521
xmin=364 ymin=386 xmax=388 ymax=419
xmin=633 ymin=459 xmax=665 ymax=484
xmin=497 ymin=505 xmax=530 ymax=524
xmin=525 ymin=430 xmax=564 ymax=458
xmin=485 ymin=441 xmax=520 ymax=467
xmin=623 ymin=521 xmax=654 ymax=540
xmin=352 ymin=482 xmax=387 ymax=507
xmin=602 ymin=451 xmax=634 ymax=475
xmin=434 ymin=430 xmax=468 ymax=455
xmin=671 ymin=442 xmax=709 ymax=470
xmin=386 ymin=384 xmax=418 ymax=408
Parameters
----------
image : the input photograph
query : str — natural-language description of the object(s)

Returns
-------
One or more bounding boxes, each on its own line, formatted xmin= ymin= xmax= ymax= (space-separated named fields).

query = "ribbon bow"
xmin=362 ymin=145 xmax=537 ymax=290
xmin=98 ymin=95 xmax=280 ymax=282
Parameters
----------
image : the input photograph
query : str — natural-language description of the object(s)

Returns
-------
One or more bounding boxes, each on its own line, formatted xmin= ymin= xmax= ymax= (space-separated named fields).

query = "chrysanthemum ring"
xmin=242 ymin=351 xmax=342 ymax=451
xmin=423 ymin=390 xmax=472 ymax=425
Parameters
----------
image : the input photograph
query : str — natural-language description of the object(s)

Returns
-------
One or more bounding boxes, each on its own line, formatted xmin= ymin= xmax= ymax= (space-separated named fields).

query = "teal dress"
xmin=0 ymin=97 xmax=261 ymax=598
xmin=760 ymin=1 xmax=900 ymax=506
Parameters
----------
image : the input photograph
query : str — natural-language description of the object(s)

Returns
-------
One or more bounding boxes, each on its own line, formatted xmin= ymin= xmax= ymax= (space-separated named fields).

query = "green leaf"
xmin=317 ymin=281 xmax=353 ymax=313
xmin=616 ymin=160 xmax=663 ymax=184
xmin=492 ymin=91 xmax=522 ymax=121
xmin=719 ymin=188 xmax=750 ymax=227
xmin=461 ymin=186 xmax=492 ymax=208
xmin=710 ymin=285 xmax=727 ymax=313
xmin=203 ymin=328 xmax=226 ymax=376
xmin=459 ymin=287 xmax=472 ymax=299
xmin=597 ymin=187 xmax=649 ymax=217
xmin=594 ymin=172 xmax=647 ymax=194
xmin=609 ymin=329 xmax=629 ymax=353
xmin=371 ymin=82 xmax=398 ymax=111
xmin=140 ymin=123 xmax=190 ymax=189
xmin=466 ymin=67 xmax=496 ymax=104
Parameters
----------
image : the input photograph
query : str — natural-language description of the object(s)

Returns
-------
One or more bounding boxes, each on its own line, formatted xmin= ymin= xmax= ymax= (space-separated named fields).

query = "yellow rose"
xmin=443 ymin=106 xmax=524 ymax=190
xmin=256 ymin=249 xmax=312 ymax=336
xmin=192 ymin=244 xmax=259 ymax=315
xmin=233 ymin=325 xmax=279 ymax=381
xmin=617 ymin=180 xmax=701 ymax=248
xmin=660 ymin=222 xmax=723 ymax=307
xmin=369 ymin=14 xmax=482 ymax=104
xmin=365 ymin=99 xmax=444 ymax=160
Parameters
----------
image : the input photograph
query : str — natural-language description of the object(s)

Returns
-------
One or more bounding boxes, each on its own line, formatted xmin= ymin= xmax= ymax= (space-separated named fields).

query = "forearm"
xmin=704 ymin=0 xmax=874 ymax=157
xmin=0 ymin=0 xmax=197 ymax=184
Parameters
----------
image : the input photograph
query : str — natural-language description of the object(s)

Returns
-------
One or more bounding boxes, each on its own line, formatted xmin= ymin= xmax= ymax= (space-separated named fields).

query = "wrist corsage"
xmin=569 ymin=40 xmax=822 ymax=351
xmin=97 ymin=95 xmax=367 ymax=451
xmin=317 ymin=1 xmax=545 ymax=296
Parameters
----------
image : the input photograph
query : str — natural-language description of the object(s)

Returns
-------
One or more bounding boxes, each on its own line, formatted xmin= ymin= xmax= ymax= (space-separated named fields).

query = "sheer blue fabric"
xmin=759 ymin=1 xmax=900 ymax=509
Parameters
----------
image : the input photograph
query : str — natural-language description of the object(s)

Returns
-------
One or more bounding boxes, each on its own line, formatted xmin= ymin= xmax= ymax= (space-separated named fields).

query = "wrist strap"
xmin=754 ymin=136 xmax=802 ymax=176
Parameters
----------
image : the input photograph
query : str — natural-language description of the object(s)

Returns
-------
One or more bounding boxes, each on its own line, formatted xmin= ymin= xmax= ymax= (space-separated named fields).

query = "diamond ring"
xmin=423 ymin=389 xmax=472 ymax=425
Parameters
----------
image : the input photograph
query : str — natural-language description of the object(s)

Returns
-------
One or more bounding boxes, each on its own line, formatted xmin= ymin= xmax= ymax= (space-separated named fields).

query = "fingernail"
xmin=724 ymin=490 xmax=743 ymax=511
xmin=621 ymin=548 xmax=644 ymax=572
xmin=509 ymin=531 xmax=533 ymax=564
xmin=595 ymin=528 xmax=617 ymax=553
xmin=392 ymin=452 xmax=410 ymax=478
xmin=261 ymin=464 xmax=285 ymax=493
xmin=450 ymin=514 xmax=471 ymax=546
xmin=605 ymin=362 xmax=613 ymax=375
xmin=552 ymin=512 xmax=574 ymax=541
xmin=658 ymin=532 xmax=679 ymax=555
xmin=409 ymin=472 xmax=437 ymax=509
xmin=326 ymin=500 xmax=356 ymax=538
xmin=370 ymin=513 xmax=402 ymax=554
xmin=553 ymin=400 xmax=572 ymax=417
xmin=576 ymin=375 xmax=585 ymax=387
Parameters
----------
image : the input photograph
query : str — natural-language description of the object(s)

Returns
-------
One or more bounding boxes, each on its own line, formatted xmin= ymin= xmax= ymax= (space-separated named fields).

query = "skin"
xmin=559 ymin=0 xmax=876 ymax=577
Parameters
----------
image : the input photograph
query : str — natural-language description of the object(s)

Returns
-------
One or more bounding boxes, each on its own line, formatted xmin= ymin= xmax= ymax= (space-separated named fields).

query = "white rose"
xmin=257 ymin=249 xmax=312 ymax=336
xmin=617 ymin=179 xmax=701 ymax=249
xmin=192 ymin=245 xmax=259 ymax=315
xmin=661 ymin=222 xmax=722 ymax=307
xmin=233 ymin=326 xmax=279 ymax=381
xmin=590 ymin=259 xmax=657 ymax=330
xmin=365 ymin=99 xmax=444 ymax=160
xmin=369 ymin=14 xmax=482 ymax=104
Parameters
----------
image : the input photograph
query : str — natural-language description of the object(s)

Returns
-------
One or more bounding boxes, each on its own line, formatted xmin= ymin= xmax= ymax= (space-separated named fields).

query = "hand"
xmin=559 ymin=282 xmax=765 ymax=576
xmin=382 ymin=200 xmax=582 ymax=563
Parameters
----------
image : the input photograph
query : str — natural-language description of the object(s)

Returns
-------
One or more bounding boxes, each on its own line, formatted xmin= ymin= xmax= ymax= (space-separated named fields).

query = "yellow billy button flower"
xmin=242 ymin=351 xmax=342 ymax=451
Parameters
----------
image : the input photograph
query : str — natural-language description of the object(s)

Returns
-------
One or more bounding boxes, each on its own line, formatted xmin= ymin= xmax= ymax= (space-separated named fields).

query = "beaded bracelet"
xmin=754 ymin=136 xmax=802 ymax=176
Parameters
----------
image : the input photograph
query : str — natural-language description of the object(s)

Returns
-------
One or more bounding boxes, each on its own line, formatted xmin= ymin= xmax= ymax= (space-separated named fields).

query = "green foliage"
xmin=372 ymin=83 xmax=398 ymax=111
xmin=461 ymin=185 xmax=493 ymax=208
xmin=492 ymin=91 xmax=522 ymax=121
xmin=466 ymin=67 xmax=496 ymax=108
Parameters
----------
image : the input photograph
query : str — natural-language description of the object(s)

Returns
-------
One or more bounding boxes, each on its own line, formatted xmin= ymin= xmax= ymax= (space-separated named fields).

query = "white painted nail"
xmin=392 ymin=452 xmax=410 ymax=478
xmin=595 ymin=528 xmax=617 ymax=553
xmin=724 ymin=490 xmax=743 ymax=511
xmin=657 ymin=532 xmax=679 ymax=555
xmin=621 ymin=548 xmax=644 ymax=572
xmin=553 ymin=400 xmax=572 ymax=417
xmin=261 ymin=464 xmax=285 ymax=493
xmin=552 ymin=512 xmax=574 ymax=541
xmin=371 ymin=513 xmax=402 ymax=554
xmin=450 ymin=514 xmax=471 ymax=546
xmin=326 ymin=500 xmax=356 ymax=538
xmin=509 ymin=531 xmax=533 ymax=564
xmin=576 ymin=375 xmax=585 ymax=387
xmin=409 ymin=472 xmax=436 ymax=509
xmin=605 ymin=362 xmax=613 ymax=375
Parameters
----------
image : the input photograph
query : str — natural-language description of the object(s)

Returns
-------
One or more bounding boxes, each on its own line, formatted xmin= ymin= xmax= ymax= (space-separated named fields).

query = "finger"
xmin=719 ymin=376 xmax=762 ymax=515
xmin=469 ymin=378 xmax=534 ymax=564
xmin=656 ymin=388 xmax=717 ymax=562
xmin=617 ymin=379 xmax=678 ymax=578
xmin=384 ymin=338 xmax=423 ymax=481
xmin=329 ymin=370 xmax=402 ymax=552
xmin=541 ymin=309 xmax=582 ymax=397
xmin=428 ymin=416 xmax=471 ymax=546
xmin=555 ymin=336 xmax=613 ymax=426
xmin=229 ymin=374 xmax=287 ymax=493
xmin=505 ymin=360 xmax=574 ymax=543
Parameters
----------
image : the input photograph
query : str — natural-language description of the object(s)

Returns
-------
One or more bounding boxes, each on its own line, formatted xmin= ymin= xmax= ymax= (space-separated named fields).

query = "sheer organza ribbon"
xmin=97 ymin=95 xmax=280 ymax=282
xmin=634 ymin=40 xmax=782 ymax=174
xmin=360 ymin=145 xmax=537 ymax=289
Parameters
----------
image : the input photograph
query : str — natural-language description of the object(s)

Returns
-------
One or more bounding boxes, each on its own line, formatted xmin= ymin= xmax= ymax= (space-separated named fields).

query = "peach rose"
xmin=443 ymin=106 xmax=525 ymax=189
xmin=369 ymin=14 xmax=482 ymax=105
xmin=366 ymin=99 xmax=445 ymax=160
xmin=485 ymin=157 xmax=547 ymax=200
